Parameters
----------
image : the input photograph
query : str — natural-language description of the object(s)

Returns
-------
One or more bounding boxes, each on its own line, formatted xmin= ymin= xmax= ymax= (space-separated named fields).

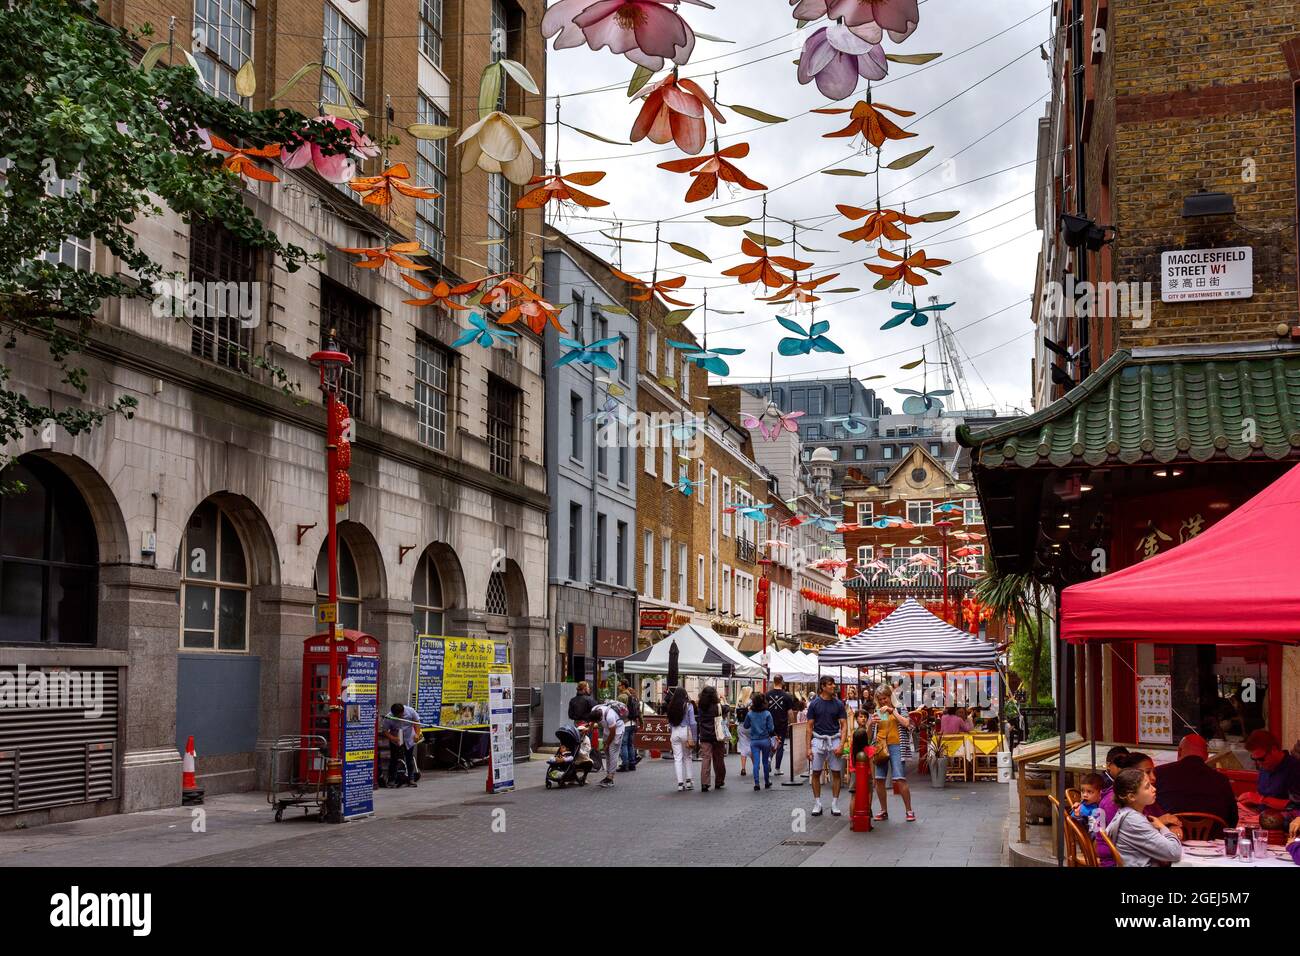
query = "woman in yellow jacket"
xmin=868 ymin=686 xmax=916 ymax=822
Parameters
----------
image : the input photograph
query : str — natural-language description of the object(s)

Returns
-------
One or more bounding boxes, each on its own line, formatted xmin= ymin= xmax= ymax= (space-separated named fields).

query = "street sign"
xmin=317 ymin=602 xmax=337 ymax=625
xmin=1160 ymin=246 xmax=1252 ymax=302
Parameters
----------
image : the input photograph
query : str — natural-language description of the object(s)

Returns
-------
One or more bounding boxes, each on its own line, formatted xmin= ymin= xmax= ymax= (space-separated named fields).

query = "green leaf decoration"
xmin=706 ymin=215 xmax=753 ymax=227
xmin=885 ymin=146 xmax=934 ymax=170
xmin=599 ymin=230 xmax=652 ymax=243
xmin=669 ymin=242 xmax=712 ymax=263
xmin=182 ymin=51 xmax=207 ymax=89
xmin=235 ymin=59 xmax=257 ymax=97
xmin=743 ymin=230 xmax=784 ymax=247
xmin=798 ymin=244 xmax=836 ymax=253
xmin=513 ymin=115 xmax=542 ymax=130
xmin=499 ymin=58 xmax=539 ymax=94
xmin=595 ymin=303 xmax=631 ymax=315
xmin=407 ymin=124 xmax=458 ymax=140
xmin=872 ymin=276 xmax=894 ymax=290
xmin=628 ymin=65 xmax=655 ymax=97
xmin=659 ymin=376 xmax=679 ymax=388
xmin=138 ymin=42 xmax=170 ymax=71
xmin=695 ymin=33 xmax=734 ymax=43
xmin=271 ymin=60 xmax=321 ymax=101
xmin=900 ymin=358 xmax=924 ymax=370
xmin=822 ymin=287 xmax=859 ymax=294
xmin=321 ymin=65 xmax=364 ymax=122
xmin=712 ymin=308 xmax=745 ymax=314
xmin=726 ymin=104 xmax=787 ymax=124
xmin=920 ymin=210 xmax=960 ymax=222
xmin=478 ymin=62 xmax=503 ymax=118
xmin=885 ymin=52 xmax=943 ymax=65
xmin=663 ymin=307 xmax=698 ymax=326
xmin=569 ymin=125 xmax=627 ymax=145
xmin=323 ymin=102 xmax=369 ymax=119
xmin=822 ymin=168 xmax=869 ymax=177
xmin=862 ymin=374 xmax=887 ymax=380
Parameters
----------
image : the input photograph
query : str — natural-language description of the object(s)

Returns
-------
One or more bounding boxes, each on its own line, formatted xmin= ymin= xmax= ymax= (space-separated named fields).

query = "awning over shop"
xmin=617 ymin=623 xmax=767 ymax=678
xmin=1062 ymin=461 xmax=1300 ymax=645
xmin=819 ymin=598 xmax=999 ymax=669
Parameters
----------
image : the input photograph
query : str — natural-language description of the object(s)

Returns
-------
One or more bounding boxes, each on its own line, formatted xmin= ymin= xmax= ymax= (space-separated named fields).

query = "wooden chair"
xmin=1098 ymin=826 xmax=1124 ymax=867
xmin=1175 ymin=812 xmax=1227 ymax=841
xmin=1050 ymin=795 xmax=1100 ymax=866
xmin=970 ymin=732 xmax=1002 ymax=781
xmin=1066 ymin=787 xmax=1081 ymax=807
xmin=942 ymin=734 xmax=970 ymax=782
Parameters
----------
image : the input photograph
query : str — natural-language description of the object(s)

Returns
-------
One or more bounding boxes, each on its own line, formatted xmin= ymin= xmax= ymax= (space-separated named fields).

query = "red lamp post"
xmin=309 ymin=338 xmax=352 ymax=823
xmin=757 ymin=560 xmax=771 ymax=691
xmin=935 ymin=519 xmax=954 ymax=623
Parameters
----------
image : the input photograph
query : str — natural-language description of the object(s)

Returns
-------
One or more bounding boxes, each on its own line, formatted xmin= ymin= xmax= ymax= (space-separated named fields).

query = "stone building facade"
xmin=0 ymin=0 xmax=549 ymax=828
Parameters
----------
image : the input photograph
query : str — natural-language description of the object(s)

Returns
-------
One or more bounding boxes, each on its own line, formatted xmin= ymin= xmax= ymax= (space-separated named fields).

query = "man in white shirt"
xmin=590 ymin=701 xmax=626 ymax=788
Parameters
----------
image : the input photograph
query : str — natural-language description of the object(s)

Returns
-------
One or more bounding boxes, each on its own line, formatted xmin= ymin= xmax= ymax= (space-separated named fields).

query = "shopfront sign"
xmin=634 ymin=715 xmax=671 ymax=750
xmin=597 ymin=627 xmax=633 ymax=658
xmin=639 ymin=609 xmax=670 ymax=629
xmin=1160 ymin=246 xmax=1252 ymax=302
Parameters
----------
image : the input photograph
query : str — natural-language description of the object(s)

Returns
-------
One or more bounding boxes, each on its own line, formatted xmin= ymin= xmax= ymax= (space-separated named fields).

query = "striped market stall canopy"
xmin=819 ymin=598 xmax=999 ymax=670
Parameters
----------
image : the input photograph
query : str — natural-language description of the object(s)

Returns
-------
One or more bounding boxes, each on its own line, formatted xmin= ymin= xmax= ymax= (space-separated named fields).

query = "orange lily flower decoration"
xmin=866 ymin=247 xmax=952 ymax=288
xmin=348 ymin=163 xmax=439 ymax=206
xmin=610 ymin=267 xmax=693 ymax=307
xmin=336 ymin=241 xmax=430 ymax=271
xmin=210 ymin=135 xmax=280 ymax=183
xmin=400 ymin=275 xmax=481 ymax=309
xmin=814 ymin=100 xmax=917 ymax=147
xmin=516 ymin=170 xmax=609 ymax=209
xmin=837 ymin=205 xmax=925 ymax=243
xmin=656 ymin=143 xmax=767 ymax=203
xmin=481 ymin=276 xmax=569 ymax=335
xmin=721 ymin=237 xmax=813 ymax=289
xmin=758 ymin=272 xmax=840 ymax=304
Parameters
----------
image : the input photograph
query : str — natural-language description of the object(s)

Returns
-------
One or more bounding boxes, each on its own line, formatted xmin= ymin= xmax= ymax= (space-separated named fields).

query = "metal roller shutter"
xmin=0 ymin=666 xmax=120 ymax=814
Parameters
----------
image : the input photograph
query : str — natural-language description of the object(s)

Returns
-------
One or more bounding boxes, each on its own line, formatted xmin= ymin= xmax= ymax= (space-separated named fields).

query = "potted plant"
xmin=927 ymin=732 xmax=949 ymax=789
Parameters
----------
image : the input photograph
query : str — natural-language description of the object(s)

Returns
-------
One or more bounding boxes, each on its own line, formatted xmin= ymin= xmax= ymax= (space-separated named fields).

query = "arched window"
xmin=315 ymin=539 xmax=361 ymax=630
xmin=485 ymin=570 xmax=508 ymax=616
xmin=180 ymin=500 xmax=250 ymax=651
xmin=0 ymin=456 xmax=98 ymax=644
xmin=411 ymin=550 xmax=444 ymax=637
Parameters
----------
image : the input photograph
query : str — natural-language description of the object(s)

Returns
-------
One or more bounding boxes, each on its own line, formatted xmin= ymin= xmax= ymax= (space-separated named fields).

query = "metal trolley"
xmin=268 ymin=734 xmax=328 ymax=822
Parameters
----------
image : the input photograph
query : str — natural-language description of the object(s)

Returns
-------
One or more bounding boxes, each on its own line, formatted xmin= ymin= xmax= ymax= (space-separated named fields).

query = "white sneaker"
xmin=831 ymin=800 xmax=841 ymax=817
xmin=812 ymin=802 xmax=824 ymax=817
xmin=677 ymin=782 xmax=685 ymax=791
xmin=686 ymin=780 xmax=694 ymax=790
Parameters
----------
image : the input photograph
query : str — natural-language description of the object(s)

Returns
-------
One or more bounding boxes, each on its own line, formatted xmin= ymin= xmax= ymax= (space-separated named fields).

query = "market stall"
xmin=617 ymin=623 xmax=767 ymax=680
xmin=820 ymin=597 xmax=1000 ymax=671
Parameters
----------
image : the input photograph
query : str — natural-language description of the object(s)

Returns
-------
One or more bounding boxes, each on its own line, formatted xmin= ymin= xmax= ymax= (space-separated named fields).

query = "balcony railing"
xmin=844 ymin=555 xmax=983 ymax=593
xmin=736 ymin=537 xmax=756 ymax=564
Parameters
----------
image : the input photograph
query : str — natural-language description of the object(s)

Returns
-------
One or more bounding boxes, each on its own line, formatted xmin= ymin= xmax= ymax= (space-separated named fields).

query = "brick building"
xmin=970 ymin=0 xmax=1300 ymax=748
xmin=0 ymin=0 xmax=549 ymax=828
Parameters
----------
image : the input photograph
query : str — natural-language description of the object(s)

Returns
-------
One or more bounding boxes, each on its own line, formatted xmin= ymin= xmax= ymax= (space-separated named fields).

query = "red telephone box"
xmin=301 ymin=631 xmax=380 ymax=782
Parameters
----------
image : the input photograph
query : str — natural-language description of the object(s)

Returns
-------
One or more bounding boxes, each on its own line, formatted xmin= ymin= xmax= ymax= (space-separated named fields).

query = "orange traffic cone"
xmin=181 ymin=735 xmax=204 ymax=805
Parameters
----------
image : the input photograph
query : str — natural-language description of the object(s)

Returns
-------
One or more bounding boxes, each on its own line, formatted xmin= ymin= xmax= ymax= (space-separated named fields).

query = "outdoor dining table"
xmin=1174 ymin=841 xmax=1295 ymax=868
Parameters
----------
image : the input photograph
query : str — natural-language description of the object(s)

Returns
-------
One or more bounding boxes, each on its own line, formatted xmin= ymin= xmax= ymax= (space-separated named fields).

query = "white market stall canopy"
xmin=617 ymin=623 xmax=767 ymax=679
xmin=759 ymin=649 xmax=818 ymax=683
xmin=819 ymin=598 xmax=999 ymax=670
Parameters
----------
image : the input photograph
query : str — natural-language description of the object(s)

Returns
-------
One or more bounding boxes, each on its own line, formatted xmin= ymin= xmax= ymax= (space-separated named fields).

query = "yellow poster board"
xmin=414 ymin=635 xmax=511 ymax=730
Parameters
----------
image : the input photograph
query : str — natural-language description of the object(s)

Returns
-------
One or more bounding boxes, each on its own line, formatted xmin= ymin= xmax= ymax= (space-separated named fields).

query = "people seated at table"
xmin=1289 ymin=817 xmax=1300 ymax=865
xmin=1097 ymin=752 xmax=1182 ymax=864
xmin=1069 ymin=772 xmax=1107 ymax=835
xmin=1103 ymin=746 xmax=1129 ymax=788
xmin=938 ymin=706 xmax=973 ymax=736
xmin=1105 ymin=767 xmax=1183 ymax=867
xmin=1153 ymin=733 xmax=1238 ymax=830
xmin=1240 ymin=730 xmax=1300 ymax=813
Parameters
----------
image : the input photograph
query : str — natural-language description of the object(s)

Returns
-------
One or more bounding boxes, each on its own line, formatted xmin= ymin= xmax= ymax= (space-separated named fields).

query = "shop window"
xmin=180 ymin=500 xmax=250 ymax=651
xmin=0 ymin=457 xmax=98 ymax=645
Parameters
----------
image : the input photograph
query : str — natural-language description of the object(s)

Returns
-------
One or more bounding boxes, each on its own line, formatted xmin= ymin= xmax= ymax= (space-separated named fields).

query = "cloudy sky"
xmin=541 ymin=0 xmax=1052 ymax=414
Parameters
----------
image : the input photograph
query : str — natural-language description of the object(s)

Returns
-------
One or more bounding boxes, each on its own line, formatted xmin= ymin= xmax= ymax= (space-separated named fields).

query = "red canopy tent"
xmin=1062 ymin=462 xmax=1300 ymax=645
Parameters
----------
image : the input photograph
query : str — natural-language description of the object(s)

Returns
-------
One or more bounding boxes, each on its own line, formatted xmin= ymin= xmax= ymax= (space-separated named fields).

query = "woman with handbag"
xmin=869 ymin=686 xmax=916 ymax=822
xmin=697 ymin=685 xmax=727 ymax=792
xmin=666 ymin=687 xmax=696 ymax=792
xmin=736 ymin=686 xmax=753 ymax=777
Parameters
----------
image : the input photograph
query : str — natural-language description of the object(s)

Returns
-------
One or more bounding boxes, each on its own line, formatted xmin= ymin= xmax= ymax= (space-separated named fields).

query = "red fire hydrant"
xmin=851 ymin=752 xmax=873 ymax=832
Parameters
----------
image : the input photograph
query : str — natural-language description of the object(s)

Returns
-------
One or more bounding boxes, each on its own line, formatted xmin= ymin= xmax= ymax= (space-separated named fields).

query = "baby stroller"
xmin=546 ymin=723 xmax=594 ymax=789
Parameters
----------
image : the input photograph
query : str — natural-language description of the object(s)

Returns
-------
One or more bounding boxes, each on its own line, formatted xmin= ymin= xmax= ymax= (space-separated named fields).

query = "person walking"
xmin=870 ymin=686 xmax=915 ymax=822
xmin=744 ymin=691 xmax=776 ymax=790
xmin=766 ymin=676 xmax=796 ymax=777
xmin=735 ymin=686 xmax=753 ymax=777
xmin=666 ymin=686 xmax=696 ymax=791
xmin=806 ymin=676 xmax=848 ymax=817
xmin=617 ymin=680 xmax=642 ymax=772
xmin=697 ymin=685 xmax=727 ymax=792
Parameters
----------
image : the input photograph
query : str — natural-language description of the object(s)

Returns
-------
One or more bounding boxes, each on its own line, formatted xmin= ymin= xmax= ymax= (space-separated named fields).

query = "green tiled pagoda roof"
xmin=957 ymin=347 xmax=1300 ymax=469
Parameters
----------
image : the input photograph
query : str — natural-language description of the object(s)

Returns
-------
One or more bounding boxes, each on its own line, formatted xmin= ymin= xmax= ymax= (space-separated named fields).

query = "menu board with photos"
xmin=1137 ymin=675 xmax=1173 ymax=745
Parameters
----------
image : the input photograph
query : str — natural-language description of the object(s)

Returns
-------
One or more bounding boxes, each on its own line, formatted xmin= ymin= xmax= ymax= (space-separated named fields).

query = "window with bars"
xmin=419 ymin=0 xmax=444 ymax=68
xmin=485 ymin=570 xmax=509 ymax=615
xmin=323 ymin=3 xmax=365 ymax=107
xmin=194 ymin=0 xmax=254 ymax=105
xmin=414 ymin=337 xmax=451 ymax=452
xmin=320 ymin=280 xmax=370 ymax=420
xmin=487 ymin=172 xmax=512 ymax=274
xmin=415 ymin=95 xmax=448 ymax=264
xmin=487 ymin=376 xmax=517 ymax=478
xmin=189 ymin=219 xmax=256 ymax=373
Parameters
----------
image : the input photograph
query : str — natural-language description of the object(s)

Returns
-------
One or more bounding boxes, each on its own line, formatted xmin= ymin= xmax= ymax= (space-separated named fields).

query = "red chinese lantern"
xmin=328 ymin=398 xmax=352 ymax=507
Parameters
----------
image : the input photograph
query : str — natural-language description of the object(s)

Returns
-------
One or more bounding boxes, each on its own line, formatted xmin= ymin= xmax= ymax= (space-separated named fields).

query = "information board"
xmin=488 ymin=671 xmax=515 ymax=793
xmin=341 ymin=654 xmax=378 ymax=821
xmin=1137 ymin=674 xmax=1173 ymax=745
xmin=413 ymin=636 xmax=509 ymax=730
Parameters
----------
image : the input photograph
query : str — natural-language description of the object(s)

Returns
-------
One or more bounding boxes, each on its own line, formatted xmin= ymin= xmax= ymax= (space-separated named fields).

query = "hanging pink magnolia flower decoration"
xmin=790 ymin=0 xmax=920 ymax=43
xmin=544 ymin=0 xmax=714 ymax=70
xmin=797 ymin=23 xmax=887 ymax=100
xmin=282 ymin=116 xmax=380 ymax=184
xmin=630 ymin=74 xmax=725 ymax=155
